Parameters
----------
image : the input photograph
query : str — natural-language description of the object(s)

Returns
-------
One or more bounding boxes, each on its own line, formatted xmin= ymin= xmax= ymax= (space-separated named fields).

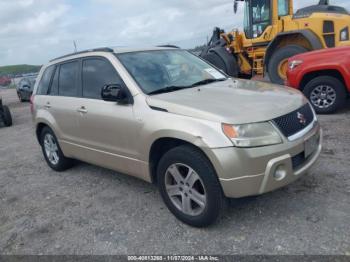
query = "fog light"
xmin=273 ymin=165 xmax=287 ymax=181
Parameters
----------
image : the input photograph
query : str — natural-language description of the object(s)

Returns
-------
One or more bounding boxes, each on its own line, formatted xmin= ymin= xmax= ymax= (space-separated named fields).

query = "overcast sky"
xmin=1 ymin=0 xmax=349 ymax=66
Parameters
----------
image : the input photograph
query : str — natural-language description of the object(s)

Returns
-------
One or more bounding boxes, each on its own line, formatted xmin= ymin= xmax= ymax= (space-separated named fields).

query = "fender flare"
xmin=265 ymin=29 xmax=323 ymax=71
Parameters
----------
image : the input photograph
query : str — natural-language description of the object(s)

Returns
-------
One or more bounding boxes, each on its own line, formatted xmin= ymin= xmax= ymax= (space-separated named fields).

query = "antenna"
xmin=73 ymin=41 xmax=78 ymax=53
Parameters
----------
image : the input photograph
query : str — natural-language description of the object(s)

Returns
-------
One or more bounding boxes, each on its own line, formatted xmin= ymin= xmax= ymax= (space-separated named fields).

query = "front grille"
xmin=323 ymin=21 xmax=336 ymax=47
xmin=273 ymin=103 xmax=314 ymax=138
xmin=323 ymin=21 xmax=334 ymax=33
xmin=324 ymin=35 xmax=335 ymax=48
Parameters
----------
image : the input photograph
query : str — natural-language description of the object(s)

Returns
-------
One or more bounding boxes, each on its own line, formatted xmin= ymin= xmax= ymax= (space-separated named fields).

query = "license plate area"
xmin=304 ymin=134 xmax=319 ymax=158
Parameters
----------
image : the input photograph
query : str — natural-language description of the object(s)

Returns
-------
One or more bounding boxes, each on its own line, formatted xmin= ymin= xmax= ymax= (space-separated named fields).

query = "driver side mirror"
xmin=101 ymin=84 xmax=131 ymax=104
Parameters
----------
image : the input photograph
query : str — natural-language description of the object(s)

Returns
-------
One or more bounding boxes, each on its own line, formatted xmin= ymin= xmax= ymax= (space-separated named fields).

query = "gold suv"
xmin=32 ymin=47 xmax=322 ymax=227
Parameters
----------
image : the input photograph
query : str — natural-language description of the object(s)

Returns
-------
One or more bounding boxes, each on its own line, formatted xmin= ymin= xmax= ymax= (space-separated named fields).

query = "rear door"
xmin=46 ymin=60 xmax=82 ymax=153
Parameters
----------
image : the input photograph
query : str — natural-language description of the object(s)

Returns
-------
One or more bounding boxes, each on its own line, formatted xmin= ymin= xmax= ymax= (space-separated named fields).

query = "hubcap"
xmin=44 ymin=134 xmax=59 ymax=165
xmin=310 ymin=85 xmax=336 ymax=109
xmin=165 ymin=163 xmax=207 ymax=216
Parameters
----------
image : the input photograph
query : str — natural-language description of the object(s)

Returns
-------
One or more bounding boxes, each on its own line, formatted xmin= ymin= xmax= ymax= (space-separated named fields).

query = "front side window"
xmin=58 ymin=61 xmax=79 ymax=97
xmin=117 ymin=50 xmax=226 ymax=95
xmin=82 ymin=58 xmax=123 ymax=99
xmin=278 ymin=0 xmax=289 ymax=16
xmin=37 ymin=65 xmax=55 ymax=95
xmin=246 ymin=0 xmax=271 ymax=38
xmin=244 ymin=1 xmax=251 ymax=37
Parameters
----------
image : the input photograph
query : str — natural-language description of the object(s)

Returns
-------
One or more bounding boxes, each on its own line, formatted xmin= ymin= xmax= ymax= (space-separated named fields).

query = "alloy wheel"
xmin=164 ymin=163 xmax=207 ymax=216
xmin=44 ymin=134 xmax=59 ymax=165
xmin=310 ymin=85 xmax=337 ymax=109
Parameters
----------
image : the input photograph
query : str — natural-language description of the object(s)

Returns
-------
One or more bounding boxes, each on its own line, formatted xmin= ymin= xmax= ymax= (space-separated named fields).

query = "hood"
xmin=146 ymin=79 xmax=307 ymax=124
xmin=291 ymin=46 xmax=350 ymax=61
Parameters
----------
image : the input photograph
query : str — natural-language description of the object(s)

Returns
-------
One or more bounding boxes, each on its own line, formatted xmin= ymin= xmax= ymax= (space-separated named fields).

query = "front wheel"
xmin=303 ymin=76 xmax=347 ymax=114
xmin=157 ymin=145 xmax=224 ymax=227
xmin=268 ymin=45 xmax=308 ymax=85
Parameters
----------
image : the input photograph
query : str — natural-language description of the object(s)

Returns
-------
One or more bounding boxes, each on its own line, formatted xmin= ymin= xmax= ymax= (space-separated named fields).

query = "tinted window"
xmin=59 ymin=61 xmax=79 ymax=97
xmin=49 ymin=67 xmax=59 ymax=96
xmin=37 ymin=66 xmax=55 ymax=95
xmin=82 ymin=58 xmax=122 ymax=99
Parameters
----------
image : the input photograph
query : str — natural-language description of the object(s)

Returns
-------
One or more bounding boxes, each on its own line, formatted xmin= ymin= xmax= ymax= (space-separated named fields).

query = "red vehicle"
xmin=0 ymin=76 xmax=11 ymax=87
xmin=286 ymin=46 xmax=350 ymax=114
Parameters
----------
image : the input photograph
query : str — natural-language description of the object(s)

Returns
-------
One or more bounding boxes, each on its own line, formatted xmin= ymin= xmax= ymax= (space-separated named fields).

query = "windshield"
xmin=116 ymin=50 xmax=227 ymax=95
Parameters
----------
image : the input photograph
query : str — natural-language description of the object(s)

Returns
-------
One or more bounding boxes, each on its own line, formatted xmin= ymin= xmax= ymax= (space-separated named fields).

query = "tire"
xmin=157 ymin=145 xmax=224 ymax=227
xmin=40 ymin=126 xmax=74 ymax=171
xmin=303 ymin=76 xmax=347 ymax=114
xmin=268 ymin=45 xmax=308 ymax=85
xmin=201 ymin=50 xmax=239 ymax=77
xmin=2 ymin=105 xmax=12 ymax=127
xmin=17 ymin=92 xmax=25 ymax=102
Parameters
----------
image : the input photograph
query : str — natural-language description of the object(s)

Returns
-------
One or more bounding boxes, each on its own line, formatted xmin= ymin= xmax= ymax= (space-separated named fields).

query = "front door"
xmin=76 ymin=57 xmax=142 ymax=177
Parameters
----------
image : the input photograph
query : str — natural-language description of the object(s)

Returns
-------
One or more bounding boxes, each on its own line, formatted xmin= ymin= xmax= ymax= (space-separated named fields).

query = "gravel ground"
xmin=0 ymin=88 xmax=349 ymax=255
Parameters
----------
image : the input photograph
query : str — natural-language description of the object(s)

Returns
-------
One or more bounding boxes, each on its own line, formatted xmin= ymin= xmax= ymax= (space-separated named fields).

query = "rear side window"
xmin=58 ymin=61 xmax=79 ymax=97
xmin=82 ymin=58 xmax=123 ymax=99
xmin=49 ymin=67 xmax=59 ymax=96
xmin=37 ymin=66 xmax=55 ymax=95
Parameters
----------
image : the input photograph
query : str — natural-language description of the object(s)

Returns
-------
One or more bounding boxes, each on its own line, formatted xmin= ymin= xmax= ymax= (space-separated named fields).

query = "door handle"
xmin=77 ymin=106 xmax=88 ymax=114
xmin=44 ymin=102 xmax=51 ymax=109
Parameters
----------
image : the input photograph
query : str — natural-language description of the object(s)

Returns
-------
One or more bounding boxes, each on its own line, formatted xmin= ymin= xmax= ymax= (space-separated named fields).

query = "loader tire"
xmin=268 ymin=45 xmax=308 ymax=85
xmin=201 ymin=49 xmax=238 ymax=77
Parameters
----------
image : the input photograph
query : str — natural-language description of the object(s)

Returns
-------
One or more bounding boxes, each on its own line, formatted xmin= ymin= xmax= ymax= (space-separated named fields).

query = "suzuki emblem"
xmin=297 ymin=112 xmax=307 ymax=125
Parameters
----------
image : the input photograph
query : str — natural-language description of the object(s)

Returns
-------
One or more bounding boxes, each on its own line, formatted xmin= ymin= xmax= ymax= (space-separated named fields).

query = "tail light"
xmin=30 ymin=95 xmax=34 ymax=113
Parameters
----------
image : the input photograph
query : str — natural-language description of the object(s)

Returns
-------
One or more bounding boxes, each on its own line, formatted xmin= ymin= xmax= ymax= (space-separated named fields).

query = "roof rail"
xmin=157 ymin=45 xmax=180 ymax=49
xmin=50 ymin=47 xmax=114 ymax=62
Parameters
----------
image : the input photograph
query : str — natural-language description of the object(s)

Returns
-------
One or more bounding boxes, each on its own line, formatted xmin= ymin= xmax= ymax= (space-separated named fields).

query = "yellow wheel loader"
xmin=200 ymin=0 xmax=350 ymax=84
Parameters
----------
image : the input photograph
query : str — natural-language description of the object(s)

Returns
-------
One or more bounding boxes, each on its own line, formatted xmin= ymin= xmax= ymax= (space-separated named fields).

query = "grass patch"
xmin=0 ymin=64 xmax=41 ymax=76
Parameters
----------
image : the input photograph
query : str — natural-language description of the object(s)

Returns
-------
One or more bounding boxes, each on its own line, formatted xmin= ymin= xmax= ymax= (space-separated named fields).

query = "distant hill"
xmin=0 ymin=64 xmax=41 ymax=76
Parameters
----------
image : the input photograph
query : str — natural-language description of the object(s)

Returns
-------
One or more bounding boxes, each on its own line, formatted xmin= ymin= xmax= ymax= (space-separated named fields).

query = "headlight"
xmin=340 ymin=27 xmax=349 ymax=41
xmin=288 ymin=60 xmax=303 ymax=70
xmin=222 ymin=122 xmax=282 ymax=147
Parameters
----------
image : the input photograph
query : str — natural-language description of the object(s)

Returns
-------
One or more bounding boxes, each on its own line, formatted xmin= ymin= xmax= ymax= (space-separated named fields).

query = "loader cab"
xmin=241 ymin=0 xmax=293 ymax=39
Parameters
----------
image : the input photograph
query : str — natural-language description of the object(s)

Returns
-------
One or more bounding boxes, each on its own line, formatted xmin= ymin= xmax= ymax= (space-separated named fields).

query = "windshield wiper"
xmin=148 ymin=85 xmax=192 ymax=95
xmin=189 ymin=78 xmax=227 ymax=87
xmin=148 ymin=78 xmax=227 ymax=95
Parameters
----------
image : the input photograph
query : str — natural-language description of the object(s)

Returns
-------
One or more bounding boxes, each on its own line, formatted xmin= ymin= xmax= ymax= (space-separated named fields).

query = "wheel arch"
xmin=265 ymin=30 xmax=323 ymax=71
xmin=300 ymin=69 xmax=348 ymax=92
xmin=148 ymin=137 xmax=215 ymax=185
xmin=35 ymin=121 xmax=57 ymax=144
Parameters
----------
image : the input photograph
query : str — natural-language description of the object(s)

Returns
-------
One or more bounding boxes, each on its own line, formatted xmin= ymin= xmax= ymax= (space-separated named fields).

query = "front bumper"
xmin=205 ymin=122 xmax=322 ymax=198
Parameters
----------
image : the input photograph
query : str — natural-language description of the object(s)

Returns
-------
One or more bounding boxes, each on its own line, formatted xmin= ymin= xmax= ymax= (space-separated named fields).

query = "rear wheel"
xmin=2 ymin=105 xmax=12 ymax=127
xmin=40 ymin=127 xmax=74 ymax=171
xmin=268 ymin=45 xmax=308 ymax=85
xmin=157 ymin=145 xmax=224 ymax=227
xmin=303 ymin=76 xmax=347 ymax=114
